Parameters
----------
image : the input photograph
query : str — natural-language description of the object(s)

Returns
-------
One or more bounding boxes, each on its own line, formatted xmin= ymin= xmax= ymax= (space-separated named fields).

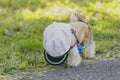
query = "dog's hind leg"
xmin=84 ymin=41 xmax=96 ymax=59
xmin=67 ymin=45 xmax=82 ymax=67
xmin=83 ymin=26 xmax=96 ymax=59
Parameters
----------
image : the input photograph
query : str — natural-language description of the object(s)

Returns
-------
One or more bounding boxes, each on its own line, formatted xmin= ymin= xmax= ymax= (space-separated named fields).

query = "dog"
xmin=43 ymin=13 xmax=95 ymax=67
xmin=67 ymin=13 xmax=96 ymax=67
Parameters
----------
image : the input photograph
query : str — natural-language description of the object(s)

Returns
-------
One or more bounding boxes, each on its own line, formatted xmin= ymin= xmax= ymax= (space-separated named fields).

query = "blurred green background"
xmin=0 ymin=0 xmax=120 ymax=74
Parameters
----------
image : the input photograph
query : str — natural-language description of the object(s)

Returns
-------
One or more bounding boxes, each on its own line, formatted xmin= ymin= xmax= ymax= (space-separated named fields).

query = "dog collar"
xmin=70 ymin=42 xmax=83 ymax=54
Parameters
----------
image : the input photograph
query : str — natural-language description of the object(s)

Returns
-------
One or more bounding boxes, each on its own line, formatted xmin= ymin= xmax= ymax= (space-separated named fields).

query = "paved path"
xmin=22 ymin=59 xmax=120 ymax=80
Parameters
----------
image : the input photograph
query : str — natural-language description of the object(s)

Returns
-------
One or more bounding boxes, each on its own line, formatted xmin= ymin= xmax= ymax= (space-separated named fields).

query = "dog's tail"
xmin=70 ymin=13 xmax=85 ymax=22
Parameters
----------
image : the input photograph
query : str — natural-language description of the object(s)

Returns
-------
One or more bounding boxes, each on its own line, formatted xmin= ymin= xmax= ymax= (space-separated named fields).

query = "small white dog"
xmin=43 ymin=13 xmax=95 ymax=67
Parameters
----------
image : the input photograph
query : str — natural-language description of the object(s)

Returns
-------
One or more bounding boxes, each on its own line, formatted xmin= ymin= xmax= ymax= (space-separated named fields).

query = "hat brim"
xmin=44 ymin=49 xmax=69 ymax=66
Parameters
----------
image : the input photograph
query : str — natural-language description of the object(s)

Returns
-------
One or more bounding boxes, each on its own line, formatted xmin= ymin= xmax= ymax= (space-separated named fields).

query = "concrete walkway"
xmin=8 ymin=59 xmax=120 ymax=80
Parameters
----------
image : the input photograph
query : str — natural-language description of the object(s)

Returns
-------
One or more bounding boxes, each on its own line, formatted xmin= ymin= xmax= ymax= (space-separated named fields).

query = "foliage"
xmin=0 ymin=0 xmax=120 ymax=73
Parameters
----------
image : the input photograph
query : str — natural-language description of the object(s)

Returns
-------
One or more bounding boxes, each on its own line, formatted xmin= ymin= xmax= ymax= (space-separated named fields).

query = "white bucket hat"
xmin=43 ymin=22 xmax=72 ymax=66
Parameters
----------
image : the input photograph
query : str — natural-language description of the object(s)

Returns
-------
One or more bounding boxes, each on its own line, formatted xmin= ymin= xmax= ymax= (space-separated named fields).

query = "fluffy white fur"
xmin=84 ymin=41 xmax=96 ymax=58
xmin=67 ymin=32 xmax=82 ymax=67
xmin=67 ymin=13 xmax=96 ymax=67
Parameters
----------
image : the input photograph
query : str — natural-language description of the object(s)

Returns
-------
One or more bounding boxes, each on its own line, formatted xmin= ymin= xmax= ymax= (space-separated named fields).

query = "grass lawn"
xmin=0 ymin=0 xmax=120 ymax=76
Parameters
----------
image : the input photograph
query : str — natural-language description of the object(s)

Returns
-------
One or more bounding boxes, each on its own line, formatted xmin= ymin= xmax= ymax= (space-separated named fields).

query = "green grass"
xmin=0 ymin=0 xmax=120 ymax=74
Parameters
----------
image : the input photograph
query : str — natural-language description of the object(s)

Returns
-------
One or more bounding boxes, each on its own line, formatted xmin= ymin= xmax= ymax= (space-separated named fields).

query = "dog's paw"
xmin=67 ymin=61 xmax=81 ymax=67
xmin=85 ymin=54 xmax=95 ymax=60
xmin=84 ymin=52 xmax=95 ymax=59
xmin=67 ymin=64 xmax=80 ymax=68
